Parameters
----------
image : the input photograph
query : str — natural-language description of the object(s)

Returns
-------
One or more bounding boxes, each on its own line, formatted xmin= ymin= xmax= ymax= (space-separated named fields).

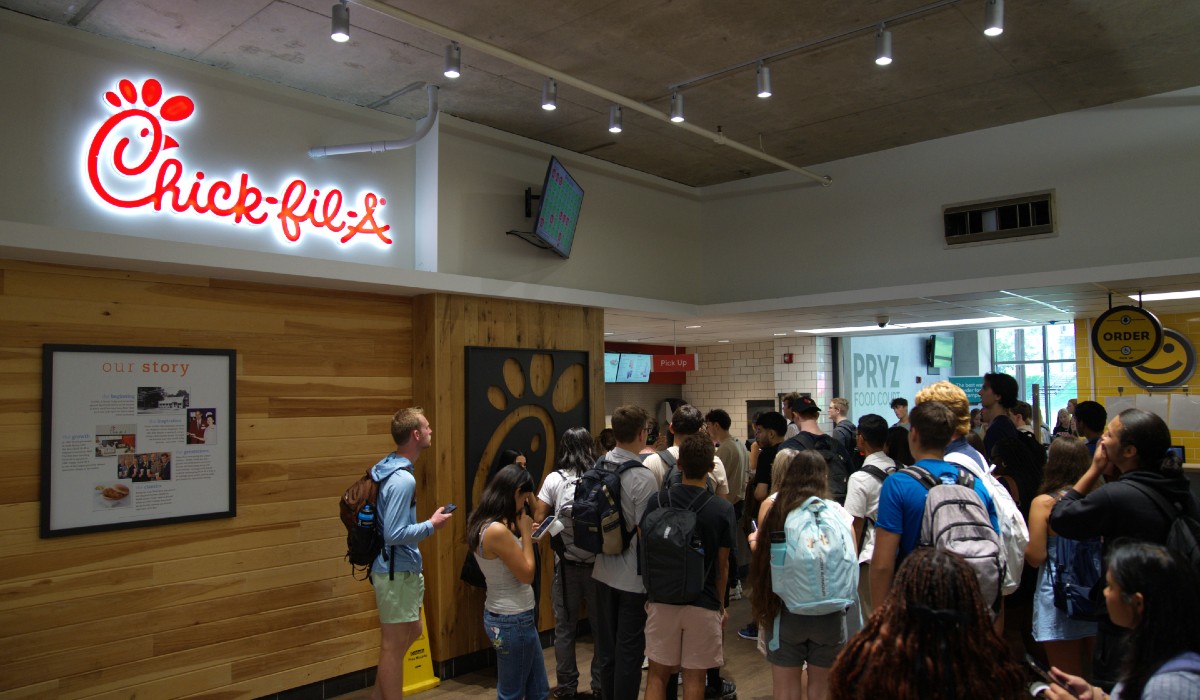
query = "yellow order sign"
xmin=1090 ymin=305 xmax=1163 ymax=367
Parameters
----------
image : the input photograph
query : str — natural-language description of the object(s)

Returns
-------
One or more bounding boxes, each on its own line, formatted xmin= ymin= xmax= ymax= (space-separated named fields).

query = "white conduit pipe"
xmin=309 ymin=84 xmax=440 ymax=158
xmin=348 ymin=0 xmax=832 ymax=186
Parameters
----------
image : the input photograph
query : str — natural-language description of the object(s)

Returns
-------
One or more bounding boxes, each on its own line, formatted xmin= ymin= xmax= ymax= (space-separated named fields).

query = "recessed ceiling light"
xmin=1128 ymin=290 xmax=1200 ymax=301
xmin=603 ymin=332 xmax=614 ymax=336
xmin=773 ymin=332 xmax=787 ymax=336
xmin=796 ymin=316 xmax=1017 ymax=334
xmin=718 ymin=339 xmax=730 ymax=343
xmin=685 ymin=325 xmax=702 ymax=329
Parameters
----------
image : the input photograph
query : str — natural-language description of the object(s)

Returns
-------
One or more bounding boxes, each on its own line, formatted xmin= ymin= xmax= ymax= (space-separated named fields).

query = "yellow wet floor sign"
xmin=404 ymin=606 xmax=441 ymax=695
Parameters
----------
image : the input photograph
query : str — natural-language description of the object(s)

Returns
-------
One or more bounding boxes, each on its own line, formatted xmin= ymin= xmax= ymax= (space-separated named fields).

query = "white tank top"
xmin=475 ymin=522 xmax=536 ymax=615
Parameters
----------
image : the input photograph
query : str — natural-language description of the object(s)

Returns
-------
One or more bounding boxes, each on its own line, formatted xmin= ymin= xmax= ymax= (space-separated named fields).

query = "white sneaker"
xmin=729 ymin=581 xmax=743 ymax=601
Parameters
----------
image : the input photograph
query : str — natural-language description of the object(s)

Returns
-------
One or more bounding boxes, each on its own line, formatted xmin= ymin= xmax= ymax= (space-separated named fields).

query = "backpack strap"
xmin=953 ymin=466 xmax=976 ymax=490
xmin=657 ymin=449 xmax=677 ymax=469
xmin=1124 ymin=480 xmax=1187 ymax=521
xmin=861 ymin=464 xmax=890 ymax=483
xmin=899 ymin=465 xmax=939 ymax=491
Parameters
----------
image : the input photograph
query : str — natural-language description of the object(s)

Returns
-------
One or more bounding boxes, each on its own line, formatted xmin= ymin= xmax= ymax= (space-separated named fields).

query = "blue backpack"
xmin=1052 ymin=535 xmax=1103 ymax=620
xmin=768 ymin=497 xmax=858 ymax=649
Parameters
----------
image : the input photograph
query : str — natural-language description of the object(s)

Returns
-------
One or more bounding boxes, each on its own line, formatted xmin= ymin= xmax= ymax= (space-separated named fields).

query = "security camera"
xmin=876 ymin=315 xmax=890 ymax=328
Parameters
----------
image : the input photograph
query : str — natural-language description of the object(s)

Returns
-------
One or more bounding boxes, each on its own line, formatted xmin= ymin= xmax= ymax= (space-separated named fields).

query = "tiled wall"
xmin=683 ymin=341 xmax=776 ymax=442
xmin=776 ymin=336 xmax=837 ymax=432
xmin=1074 ymin=313 xmax=1200 ymax=468
xmin=677 ymin=337 xmax=837 ymax=441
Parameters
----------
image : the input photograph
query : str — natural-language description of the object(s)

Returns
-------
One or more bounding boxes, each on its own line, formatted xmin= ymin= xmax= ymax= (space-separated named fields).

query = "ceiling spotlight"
xmin=756 ymin=61 xmax=772 ymax=98
xmin=608 ymin=105 xmax=623 ymax=133
xmin=444 ymin=42 xmax=461 ymax=79
xmin=670 ymin=90 xmax=684 ymax=123
xmin=984 ymin=0 xmax=1004 ymax=36
xmin=541 ymin=78 xmax=557 ymax=111
xmin=875 ymin=24 xmax=893 ymax=65
xmin=330 ymin=0 xmax=350 ymax=43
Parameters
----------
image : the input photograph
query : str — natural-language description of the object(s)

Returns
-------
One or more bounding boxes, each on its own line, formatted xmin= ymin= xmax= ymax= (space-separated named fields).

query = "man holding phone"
xmin=370 ymin=407 xmax=453 ymax=700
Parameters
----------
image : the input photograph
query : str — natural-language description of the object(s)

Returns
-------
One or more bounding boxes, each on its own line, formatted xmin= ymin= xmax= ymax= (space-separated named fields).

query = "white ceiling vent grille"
xmin=943 ymin=191 xmax=1055 ymax=246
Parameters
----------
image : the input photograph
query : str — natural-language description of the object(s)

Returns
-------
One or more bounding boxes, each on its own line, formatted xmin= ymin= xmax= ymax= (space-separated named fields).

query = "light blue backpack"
xmin=768 ymin=496 xmax=859 ymax=650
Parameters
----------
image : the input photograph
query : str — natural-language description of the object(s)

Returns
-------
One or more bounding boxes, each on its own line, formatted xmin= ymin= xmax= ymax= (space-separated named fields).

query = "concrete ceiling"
xmin=5 ymin=0 xmax=1200 ymax=343
xmin=6 ymin=0 xmax=1200 ymax=188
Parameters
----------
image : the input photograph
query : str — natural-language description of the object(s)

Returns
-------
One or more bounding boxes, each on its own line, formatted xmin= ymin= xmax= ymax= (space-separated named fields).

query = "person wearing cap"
xmin=779 ymin=396 xmax=854 ymax=501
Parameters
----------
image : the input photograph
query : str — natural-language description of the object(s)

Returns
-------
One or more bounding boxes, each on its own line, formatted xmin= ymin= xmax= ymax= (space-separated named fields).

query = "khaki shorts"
xmin=372 ymin=571 xmax=424 ymax=624
xmin=644 ymin=601 xmax=724 ymax=670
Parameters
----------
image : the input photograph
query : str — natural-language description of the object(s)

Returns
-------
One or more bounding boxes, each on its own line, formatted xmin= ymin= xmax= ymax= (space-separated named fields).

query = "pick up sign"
xmin=1090 ymin=306 xmax=1163 ymax=367
xmin=653 ymin=354 xmax=698 ymax=372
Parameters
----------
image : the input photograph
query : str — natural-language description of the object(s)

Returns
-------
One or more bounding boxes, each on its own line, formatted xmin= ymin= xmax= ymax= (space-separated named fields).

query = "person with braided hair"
xmin=829 ymin=548 xmax=1030 ymax=700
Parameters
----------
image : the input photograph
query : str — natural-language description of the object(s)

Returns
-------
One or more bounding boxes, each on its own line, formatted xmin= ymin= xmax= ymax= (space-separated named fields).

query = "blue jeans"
xmin=483 ymin=609 xmax=550 ymax=700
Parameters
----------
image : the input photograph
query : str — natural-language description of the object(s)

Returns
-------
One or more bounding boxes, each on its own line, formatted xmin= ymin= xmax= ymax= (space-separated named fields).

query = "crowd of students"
xmin=364 ymin=379 xmax=1200 ymax=700
xmin=460 ymin=384 xmax=1200 ymax=700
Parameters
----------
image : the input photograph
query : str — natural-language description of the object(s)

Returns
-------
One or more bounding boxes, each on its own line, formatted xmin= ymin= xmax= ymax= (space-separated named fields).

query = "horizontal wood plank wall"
xmin=0 ymin=259 xmax=413 ymax=699
xmin=412 ymin=293 xmax=605 ymax=662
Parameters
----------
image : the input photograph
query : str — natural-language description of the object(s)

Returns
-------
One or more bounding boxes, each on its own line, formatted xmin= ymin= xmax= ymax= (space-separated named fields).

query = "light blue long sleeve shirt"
xmin=370 ymin=452 xmax=434 ymax=574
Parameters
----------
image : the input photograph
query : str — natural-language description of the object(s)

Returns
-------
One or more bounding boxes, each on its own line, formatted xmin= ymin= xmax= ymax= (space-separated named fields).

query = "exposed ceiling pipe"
xmin=347 ymin=0 xmax=832 ymax=186
xmin=308 ymin=84 xmax=439 ymax=158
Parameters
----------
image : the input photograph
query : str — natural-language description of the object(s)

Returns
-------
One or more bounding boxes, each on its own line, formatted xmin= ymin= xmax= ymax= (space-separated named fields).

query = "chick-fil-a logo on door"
xmin=85 ymin=77 xmax=391 ymax=246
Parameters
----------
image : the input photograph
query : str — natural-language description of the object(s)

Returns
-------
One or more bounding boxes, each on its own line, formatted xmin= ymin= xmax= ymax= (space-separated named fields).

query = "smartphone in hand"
xmin=1023 ymin=654 xmax=1058 ymax=687
xmin=443 ymin=503 xmax=458 ymax=514
xmin=532 ymin=515 xmax=557 ymax=540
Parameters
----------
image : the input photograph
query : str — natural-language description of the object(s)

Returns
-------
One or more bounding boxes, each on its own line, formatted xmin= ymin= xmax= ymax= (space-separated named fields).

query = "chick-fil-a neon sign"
xmin=85 ymin=78 xmax=391 ymax=245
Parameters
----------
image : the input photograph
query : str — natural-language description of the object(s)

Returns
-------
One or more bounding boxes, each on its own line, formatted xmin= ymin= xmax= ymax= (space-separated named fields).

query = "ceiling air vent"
xmin=943 ymin=191 xmax=1055 ymax=246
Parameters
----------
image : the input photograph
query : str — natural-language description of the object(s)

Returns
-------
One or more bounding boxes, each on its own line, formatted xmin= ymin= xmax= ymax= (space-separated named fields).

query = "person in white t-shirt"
xmin=841 ymin=414 xmax=895 ymax=620
xmin=534 ymin=427 xmax=600 ymax=699
xmin=642 ymin=404 xmax=729 ymax=497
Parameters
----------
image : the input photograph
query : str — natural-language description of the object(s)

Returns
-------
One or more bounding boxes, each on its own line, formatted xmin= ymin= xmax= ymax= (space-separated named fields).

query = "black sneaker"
xmin=705 ymin=677 xmax=736 ymax=699
xmin=736 ymin=623 xmax=758 ymax=640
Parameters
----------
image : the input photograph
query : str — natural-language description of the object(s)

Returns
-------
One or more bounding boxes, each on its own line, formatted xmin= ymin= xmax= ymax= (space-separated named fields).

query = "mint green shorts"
xmin=371 ymin=571 xmax=424 ymax=624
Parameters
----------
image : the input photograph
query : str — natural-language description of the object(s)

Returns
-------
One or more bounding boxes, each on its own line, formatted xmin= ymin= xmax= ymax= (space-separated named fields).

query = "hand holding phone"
xmin=1023 ymin=654 xmax=1058 ymax=688
xmin=443 ymin=503 xmax=458 ymax=514
xmin=532 ymin=515 xmax=557 ymax=540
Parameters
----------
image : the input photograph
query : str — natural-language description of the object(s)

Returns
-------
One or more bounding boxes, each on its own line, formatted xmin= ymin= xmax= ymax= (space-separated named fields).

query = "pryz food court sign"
xmin=84 ymin=78 xmax=391 ymax=246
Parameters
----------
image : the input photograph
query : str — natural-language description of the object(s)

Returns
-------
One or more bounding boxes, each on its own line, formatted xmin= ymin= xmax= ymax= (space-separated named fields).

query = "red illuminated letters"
xmin=85 ymin=78 xmax=391 ymax=246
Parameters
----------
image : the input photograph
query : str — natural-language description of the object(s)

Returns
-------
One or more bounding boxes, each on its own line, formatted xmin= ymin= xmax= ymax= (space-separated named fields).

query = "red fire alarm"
xmin=782 ymin=353 xmax=794 ymax=364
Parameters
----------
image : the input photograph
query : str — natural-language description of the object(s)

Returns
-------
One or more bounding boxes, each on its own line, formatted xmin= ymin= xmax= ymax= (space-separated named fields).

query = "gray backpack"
xmin=901 ymin=465 xmax=1004 ymax=609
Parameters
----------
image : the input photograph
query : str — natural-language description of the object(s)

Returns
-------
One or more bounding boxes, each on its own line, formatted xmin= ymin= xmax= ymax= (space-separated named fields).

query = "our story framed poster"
xmin=40 ymin=344 xmax=236 ymax=537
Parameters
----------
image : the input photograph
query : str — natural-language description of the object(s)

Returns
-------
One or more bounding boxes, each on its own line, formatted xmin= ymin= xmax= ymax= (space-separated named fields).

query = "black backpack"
xmin=1127 ymin=481 xmax=1200 ymax=577
xmin=782 ymin=432 xmax=852 ymax=503
xmin=339 ymin=469 xmax=394 ymax=580
xmin=833 ymin=419 xmax=857 ymax=456
xmin=573 ymin=458 xmax=644 ymax=555
xmin=660 ymin=449 xmax=716 ymax=493
xmin=640 ymin=488 xmax=715 ymax=605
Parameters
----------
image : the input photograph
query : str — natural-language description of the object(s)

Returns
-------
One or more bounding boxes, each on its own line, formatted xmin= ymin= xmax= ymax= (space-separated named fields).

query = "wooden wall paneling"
xmin=0 ymin=259 xmax=414 ymax=698
xmin=411 ymin=293 xmax=605 ymax=664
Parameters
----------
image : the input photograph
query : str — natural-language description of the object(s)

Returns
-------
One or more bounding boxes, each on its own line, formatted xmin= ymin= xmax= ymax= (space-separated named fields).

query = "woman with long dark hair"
xmin=533 ymin=427 xmax=599 ymax=699
xmin=466 ymin=464 xmax=549 ymax=700
xmin=1026 ymin=437 xmax=1098 ymax=677
xmin=1050 ymin=409 xmax=1199 ymax=689
xmin=1045 ymin=540 xmax=1200 ymax=699
xmin=748 ymin=450 xmax=856 ymax=700
xmin=829 ymin=549 xmax=1030 ymax=699
xmin=883 ymin=425 xmax=914 ymax=468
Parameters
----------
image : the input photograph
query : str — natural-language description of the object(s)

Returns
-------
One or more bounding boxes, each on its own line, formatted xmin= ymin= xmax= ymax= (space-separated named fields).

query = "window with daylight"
xmin=992 ymin=324 xmax=1077 ymax=429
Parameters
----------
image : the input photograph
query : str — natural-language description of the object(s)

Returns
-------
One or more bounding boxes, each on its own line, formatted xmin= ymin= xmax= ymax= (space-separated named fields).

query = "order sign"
xmin=1090 ymin=306 xmax=1163 ymax=367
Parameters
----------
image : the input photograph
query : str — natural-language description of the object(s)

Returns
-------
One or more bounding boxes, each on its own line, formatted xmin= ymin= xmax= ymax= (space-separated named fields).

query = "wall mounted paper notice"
xmin=1134 ymin=394 xmax=1170 ymax=421
xmin=1104 ymin=395 xmax=1136 ymax=418
xmin=1168 ymin=393 xmax=1200 ymax=433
